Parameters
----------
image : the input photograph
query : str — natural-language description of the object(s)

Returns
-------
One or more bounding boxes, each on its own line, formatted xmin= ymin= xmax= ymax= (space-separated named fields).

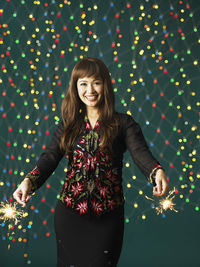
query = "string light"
xmin=0 ymin=0 xmax=199 ymax=260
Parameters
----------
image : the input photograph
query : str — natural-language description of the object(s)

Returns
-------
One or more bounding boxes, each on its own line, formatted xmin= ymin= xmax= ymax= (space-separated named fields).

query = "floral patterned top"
xmin=25 ymin=112 xmax=164 ymax=217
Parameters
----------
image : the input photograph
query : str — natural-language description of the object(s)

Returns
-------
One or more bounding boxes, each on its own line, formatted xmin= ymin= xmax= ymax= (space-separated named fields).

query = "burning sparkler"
xmin=0 ymin=201 xmax=28 ymax=225
xmin=0 ymin=201 xmax=28 ymax=250
xmin=145 ymin=187 xmax=178 ymax=215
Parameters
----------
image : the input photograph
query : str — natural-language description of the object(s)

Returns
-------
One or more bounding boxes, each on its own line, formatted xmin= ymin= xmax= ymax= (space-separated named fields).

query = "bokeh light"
xmin=0 ymin=0 xmax=199 ymax=264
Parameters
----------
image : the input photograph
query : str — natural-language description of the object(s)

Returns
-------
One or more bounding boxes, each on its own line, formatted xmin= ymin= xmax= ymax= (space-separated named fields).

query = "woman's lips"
xmin=85 ymin=95 xmax=98 ymax=101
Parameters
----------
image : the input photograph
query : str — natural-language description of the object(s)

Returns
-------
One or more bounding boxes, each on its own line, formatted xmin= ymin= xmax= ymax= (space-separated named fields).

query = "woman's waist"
xmin=57 ymin=197 xmax=124 ymax=220
xmin=59 ymin=186 xmax=125 ymax=217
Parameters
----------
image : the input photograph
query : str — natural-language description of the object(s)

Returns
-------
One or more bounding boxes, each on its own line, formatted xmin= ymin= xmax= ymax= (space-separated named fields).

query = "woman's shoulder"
xmin=115 ymin=111 xmax=137 ymax=125
xmin=115 ymin=111 xmax=131 ymax=119
xmin=53 ymin=119 xmax=65 ymax=134
xmin=114 ymin=112 xmax=143 ymax=139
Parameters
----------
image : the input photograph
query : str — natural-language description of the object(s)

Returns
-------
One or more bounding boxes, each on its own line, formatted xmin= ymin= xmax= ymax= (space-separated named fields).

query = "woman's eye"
xmin=80 ymin=83 xmax=86 ymax=86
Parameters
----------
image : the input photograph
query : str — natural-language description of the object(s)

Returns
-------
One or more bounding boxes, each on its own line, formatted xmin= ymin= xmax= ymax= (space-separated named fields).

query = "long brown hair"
xmin=60 ymin=57 xmax=119 ymax=156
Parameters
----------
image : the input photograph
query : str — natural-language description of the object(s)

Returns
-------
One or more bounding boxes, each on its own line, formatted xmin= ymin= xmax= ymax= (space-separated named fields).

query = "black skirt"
xmin=54 ymin=200 xmax=124 ymax=267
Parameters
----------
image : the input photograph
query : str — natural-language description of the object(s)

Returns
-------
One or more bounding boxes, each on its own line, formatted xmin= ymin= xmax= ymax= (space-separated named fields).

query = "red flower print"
xmin=95 ymin=178 xmax=101 ymax=188
xmin=30 ymin=167 xmax=40 ymax=176
xmin=77 ymin=160 xmax=83 ymax=169
xmin=99 ymin=185 xmax=110 ymax=198
xmin=64 ymin=195 xmax=72 ymax=207
xmin=91 ymin=199 xmax=103 ymax=215
xmin=105 ymin=168 xmax=112 ymax=178
xmin=64 ymin=179 xmax=68 ymax=190
xmin=85 ymin=158 xmax=91 ymax=172
xmin=95 ymin=120 xmax=100 ymax=129
xmin=73 ymin=155 xmax=77 ymax=164
xmin=85 ymin=155 xmax=98 ymax=170
xmin=79 ymin=138 xmax=85 ymax=144
xmin=90 ymin=156 xmax=98 ymax=169
xmin=67 ymin=168 xmax=75 ymax=179
xmin=57 ymin=114 xmax=125 ymax=216
xmin=105 ymin=169 xmax=117 ymax=183
xmin=75 ymin=149 xmax=84 ymax=158
xmin=100 ymin=154 xmax=112 ymax=166
xmin=105 ymin=154 xmax=112 ymax=163
xmin=90 ymin=158 xmax=94 ymax=169
xmin=75 ymin=200 xmax=88 ymax=214
xmin=86 ymin=122 xmax=91 ymax=130
xmin=70 ymin=182 xmax=83 ymax=197
xmin=107 ymin=199 xmax=116 ymax=210
xmin=100 ymin=151 xmax=105 ymax=157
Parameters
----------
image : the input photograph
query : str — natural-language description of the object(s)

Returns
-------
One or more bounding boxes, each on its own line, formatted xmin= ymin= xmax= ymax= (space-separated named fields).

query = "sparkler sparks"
xmin=145 ymin=187 xmax=178 ymax=215
xmin=0 ymin=201 xmax=28 ymax=250
xmin=0 ymin=201 xmax=28 ymax=225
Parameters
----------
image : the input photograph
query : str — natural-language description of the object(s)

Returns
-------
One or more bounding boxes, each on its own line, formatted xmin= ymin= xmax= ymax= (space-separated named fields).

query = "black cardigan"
xmin=25 ymin=113 xmax=162 ymax=215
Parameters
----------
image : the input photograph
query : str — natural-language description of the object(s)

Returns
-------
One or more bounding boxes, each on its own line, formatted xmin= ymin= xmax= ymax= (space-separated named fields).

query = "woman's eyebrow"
xmin=78 ymin=78 xmax=101 ymax=82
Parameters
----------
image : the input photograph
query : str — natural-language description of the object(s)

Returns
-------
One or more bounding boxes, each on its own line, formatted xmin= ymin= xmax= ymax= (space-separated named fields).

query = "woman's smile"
xmin=85 ymin=94 xmax=98 ymax=101
xmin=77 ymin=76 xmax=103 ymax=110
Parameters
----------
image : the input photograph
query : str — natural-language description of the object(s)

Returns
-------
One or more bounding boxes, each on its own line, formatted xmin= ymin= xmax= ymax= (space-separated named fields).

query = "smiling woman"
xmin=77 ymin=76 xmax=103 ymax=120
xmin=13 ymin=57 xmax=168 ymax=267
xmin=60 ymin=57 xmax=118 ymax=156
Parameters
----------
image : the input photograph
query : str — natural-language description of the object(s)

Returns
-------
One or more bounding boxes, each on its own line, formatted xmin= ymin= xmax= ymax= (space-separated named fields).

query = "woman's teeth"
xmin=86 ymin=95 xmax=97 ymax=100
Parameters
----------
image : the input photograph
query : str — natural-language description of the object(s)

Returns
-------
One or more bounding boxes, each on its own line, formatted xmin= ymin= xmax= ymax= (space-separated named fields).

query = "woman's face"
xmin=77 ymin=76 xmax=103 ymax=111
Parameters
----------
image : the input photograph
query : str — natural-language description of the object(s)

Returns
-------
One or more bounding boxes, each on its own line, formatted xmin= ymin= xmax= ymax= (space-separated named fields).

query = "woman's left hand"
xmin=153 ymin=169 xmax=169 ymax=197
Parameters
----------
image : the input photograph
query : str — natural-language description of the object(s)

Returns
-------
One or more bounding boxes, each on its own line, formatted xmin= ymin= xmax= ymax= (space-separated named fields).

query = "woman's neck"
xmin=86 ymin=107 xmax=99 ymax=119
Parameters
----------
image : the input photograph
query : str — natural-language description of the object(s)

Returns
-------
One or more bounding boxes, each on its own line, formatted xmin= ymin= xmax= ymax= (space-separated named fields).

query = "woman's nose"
xmin=87 ymin=84 xmax=95 ymax=93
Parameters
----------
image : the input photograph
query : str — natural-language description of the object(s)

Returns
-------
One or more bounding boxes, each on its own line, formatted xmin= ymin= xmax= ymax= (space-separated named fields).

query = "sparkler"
xmin=0 ymin=201 xmax=28 ymax=225
xmin=145 ymin=187 xmax=178 ymax=215
xmin=0 ymin=201 xmax=28 ymax=250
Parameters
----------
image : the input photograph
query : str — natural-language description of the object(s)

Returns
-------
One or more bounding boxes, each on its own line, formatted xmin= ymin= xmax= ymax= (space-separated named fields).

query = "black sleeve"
xmin=124 ymin=115 xmax=163 ymax=184
xmin=24 ymin=120 xmax=65 ymax=192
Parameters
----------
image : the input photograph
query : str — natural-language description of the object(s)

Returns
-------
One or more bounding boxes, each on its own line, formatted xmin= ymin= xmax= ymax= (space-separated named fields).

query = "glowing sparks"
xmin=145 ymin=187 xmax=178 ymax=215
xmin=0 ymin=201 xmax=28 ymax=225
xmin=0 ymin=202 xmax=28 ymax=250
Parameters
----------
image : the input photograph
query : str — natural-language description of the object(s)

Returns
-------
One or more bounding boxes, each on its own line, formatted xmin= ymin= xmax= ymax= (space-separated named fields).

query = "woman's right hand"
xmin=13 ymin=178 xmax=33 ymax=207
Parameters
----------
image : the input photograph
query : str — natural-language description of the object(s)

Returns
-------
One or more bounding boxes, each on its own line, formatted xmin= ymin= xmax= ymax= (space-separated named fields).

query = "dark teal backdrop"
xmin=0 ymin=0 xmax=199 ymax=266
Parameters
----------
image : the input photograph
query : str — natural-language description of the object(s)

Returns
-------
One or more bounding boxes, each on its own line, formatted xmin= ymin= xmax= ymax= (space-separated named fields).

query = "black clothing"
xmin=24 ymin=112 xmax=163 ymax=266
xmin=54 ymin=200 xmax=124 ymax=267
xmin=26 ymin=113 xmax=161 ymax=208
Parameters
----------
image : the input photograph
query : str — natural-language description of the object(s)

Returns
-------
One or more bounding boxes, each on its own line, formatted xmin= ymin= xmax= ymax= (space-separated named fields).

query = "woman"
xmin=13 ymin=57 xmax=169 ymax=267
